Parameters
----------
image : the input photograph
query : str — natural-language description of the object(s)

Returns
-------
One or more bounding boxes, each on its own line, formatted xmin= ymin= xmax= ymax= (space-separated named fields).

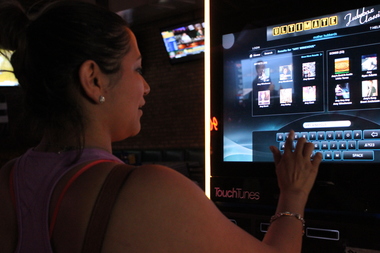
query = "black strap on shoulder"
xmin=82 ymin=164 xmax=134 ymax=253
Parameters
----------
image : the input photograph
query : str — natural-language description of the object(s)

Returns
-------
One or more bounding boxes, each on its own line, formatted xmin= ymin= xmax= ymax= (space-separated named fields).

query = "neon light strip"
xmin=204 ymin=0 xmax=211 ymax=198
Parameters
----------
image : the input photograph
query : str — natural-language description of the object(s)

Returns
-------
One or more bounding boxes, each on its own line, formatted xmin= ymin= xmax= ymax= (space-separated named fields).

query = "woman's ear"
xmin=78 ymin=60 xmax=108 ymax=104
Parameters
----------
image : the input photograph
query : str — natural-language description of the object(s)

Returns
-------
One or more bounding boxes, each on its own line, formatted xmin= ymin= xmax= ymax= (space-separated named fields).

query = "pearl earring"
xmin=99 ymin=95 xmax=105 ymax=104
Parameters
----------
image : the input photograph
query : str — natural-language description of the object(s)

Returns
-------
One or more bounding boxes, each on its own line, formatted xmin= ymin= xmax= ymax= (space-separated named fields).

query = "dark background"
xmin=0 ymin=0 xmax=205 ymax=166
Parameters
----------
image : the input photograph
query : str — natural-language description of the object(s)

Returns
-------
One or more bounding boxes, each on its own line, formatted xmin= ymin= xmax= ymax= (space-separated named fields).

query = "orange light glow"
xmin=210 ymin=117 xmax=218 ymax=131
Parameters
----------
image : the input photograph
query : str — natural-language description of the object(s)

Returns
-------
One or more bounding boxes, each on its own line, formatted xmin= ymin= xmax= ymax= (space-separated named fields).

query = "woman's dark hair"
xmin=0 ymin=0 xmax=131 ymax=149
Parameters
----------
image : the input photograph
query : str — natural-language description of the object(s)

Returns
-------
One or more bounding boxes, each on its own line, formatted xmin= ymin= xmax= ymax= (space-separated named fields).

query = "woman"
xmin=0 ymin=1 xmax=322 ymax=252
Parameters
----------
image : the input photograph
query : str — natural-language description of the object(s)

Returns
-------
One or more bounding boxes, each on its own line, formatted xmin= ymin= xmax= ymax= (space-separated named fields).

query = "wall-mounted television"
xmin=0 ymin=50 xmax=18 ymax=87
xmin=160 ymin=19 xmax=205 ymax=64
xmin=210 ymin=0 xmax=380 ymax=250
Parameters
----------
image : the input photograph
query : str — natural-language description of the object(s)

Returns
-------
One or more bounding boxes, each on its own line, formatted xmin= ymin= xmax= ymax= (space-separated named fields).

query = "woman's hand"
xmin=270 ymin=130 xmax=322 ymax=198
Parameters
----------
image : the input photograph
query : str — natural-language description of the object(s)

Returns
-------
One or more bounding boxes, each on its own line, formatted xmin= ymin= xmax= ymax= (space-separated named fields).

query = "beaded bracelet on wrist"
xmin=270 ymin=212 xmax=305 ymax=235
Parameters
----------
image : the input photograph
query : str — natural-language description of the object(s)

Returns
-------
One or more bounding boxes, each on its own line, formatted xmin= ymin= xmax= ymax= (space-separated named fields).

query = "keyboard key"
xmin=358 ymin=140 xmax=380 ymax=149
xmin=343 ymin=151 xmax=374 ymax=160
xmin=317 ymin=131 xmax=325 ymax=140
xmin=309 ymin=132 xmax=317 ymax=140
xmin=363 ymin=130 xmax=380 ymax=139
xmin=353 ymin=130 xmax=362 ymax=139
xmin=324 ymin=151 xmax=333 ymax=159
xmin=348 ymin=141 xmax=356 ymax=149
xmin=335 ymin=131 xmax=343 ymax=139
xmin=276 ymin=133 xmax=285 ymax=142
xmin=326 ymin=131 xmax=334 ymax=140
xmin=330 ymin=141 xmax=338 ymax=149
xmin=333 ymin=151 xmax=342 ymax=160
xmin=344 ymin=130 xmax=353 ymax=139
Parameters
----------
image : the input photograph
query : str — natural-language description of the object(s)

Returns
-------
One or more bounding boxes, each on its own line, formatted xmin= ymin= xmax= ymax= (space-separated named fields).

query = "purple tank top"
xmin=12 ymin=148 xmax=122 ymax=253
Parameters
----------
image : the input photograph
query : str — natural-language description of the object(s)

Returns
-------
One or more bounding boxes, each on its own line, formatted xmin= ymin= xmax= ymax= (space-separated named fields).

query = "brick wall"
xmin=113 ymin=9 xmax=205 ymax=150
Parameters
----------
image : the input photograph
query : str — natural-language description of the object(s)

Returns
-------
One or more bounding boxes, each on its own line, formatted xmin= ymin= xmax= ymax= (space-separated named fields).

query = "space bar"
xmin=343 ymin=151 xmax=373 ymax=160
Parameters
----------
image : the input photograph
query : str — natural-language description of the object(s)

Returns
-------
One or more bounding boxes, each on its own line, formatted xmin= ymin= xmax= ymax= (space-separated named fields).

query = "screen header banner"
xmin=267 ymin=5 xmax=380 ymax=41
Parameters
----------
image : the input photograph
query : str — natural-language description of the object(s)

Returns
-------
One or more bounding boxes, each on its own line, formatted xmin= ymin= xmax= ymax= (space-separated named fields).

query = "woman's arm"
xmin=264 ymin=130 xmax=321 ymax=252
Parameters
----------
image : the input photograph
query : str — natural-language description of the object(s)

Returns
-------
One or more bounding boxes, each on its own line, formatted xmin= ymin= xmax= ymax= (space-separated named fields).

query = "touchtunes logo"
xmin=214 ymin=187 xmax=260 ymax=200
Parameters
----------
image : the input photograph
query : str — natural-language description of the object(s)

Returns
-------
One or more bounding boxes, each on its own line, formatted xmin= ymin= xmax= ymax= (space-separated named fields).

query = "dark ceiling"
xmin=18 ymin=0 xmax=378 ymax=31
xmin=17 ymin=0 xmax=204 ymax=26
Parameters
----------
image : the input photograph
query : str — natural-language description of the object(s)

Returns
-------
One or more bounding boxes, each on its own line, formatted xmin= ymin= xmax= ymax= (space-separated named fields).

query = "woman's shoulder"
xmin=118 ymin=163 xmax=209 ymax=210
xmin=114 ymin=163 xmax=206 ymax=211
xmin=127 ymin=163 xmax=198 ymax=192
xmin=102 ymin=163 xmax=262 ymax=253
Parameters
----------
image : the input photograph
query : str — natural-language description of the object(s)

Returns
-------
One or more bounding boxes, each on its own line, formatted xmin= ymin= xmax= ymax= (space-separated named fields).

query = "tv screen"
xmin=210 ymin=2 xmax=380 ymax=216
xmin=0 ymin=50 xmax=18 ymax=87
xmin=160 ymin=20 xmax=205 ymax=64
